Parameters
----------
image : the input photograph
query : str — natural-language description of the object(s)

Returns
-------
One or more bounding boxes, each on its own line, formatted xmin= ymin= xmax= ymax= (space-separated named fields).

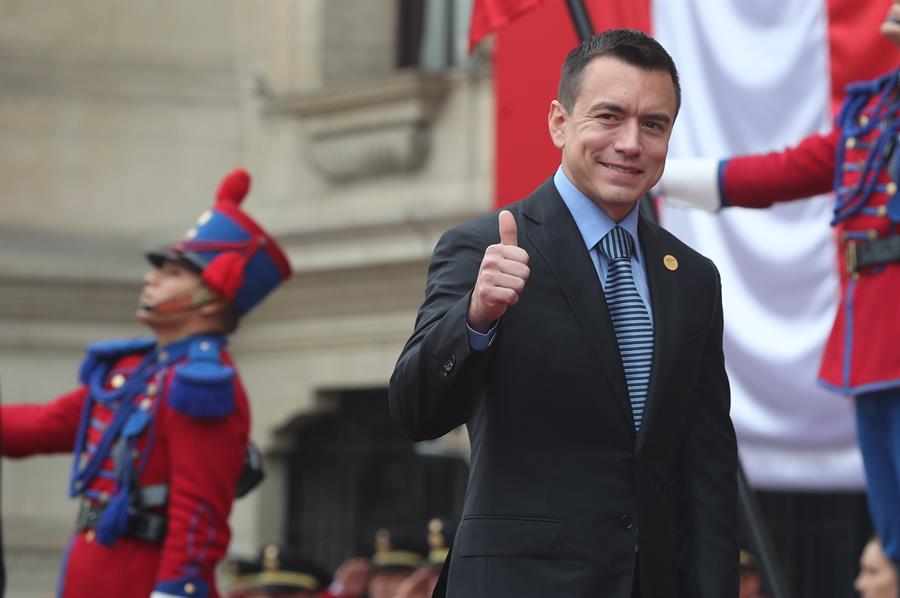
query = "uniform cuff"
xmin=152 ymin=577 xmax=209 ymax=598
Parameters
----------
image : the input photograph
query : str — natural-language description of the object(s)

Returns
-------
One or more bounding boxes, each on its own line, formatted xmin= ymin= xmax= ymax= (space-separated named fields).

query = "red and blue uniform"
xmin=3 ymin=334 xmax=248 ymax=597
xmin=719 ymin=69 xmax=900 ymax=396
xmin=719 ymin=69 xmax=900 ymax=564
xmin=1 ymin=168 xmax=292 ymax=596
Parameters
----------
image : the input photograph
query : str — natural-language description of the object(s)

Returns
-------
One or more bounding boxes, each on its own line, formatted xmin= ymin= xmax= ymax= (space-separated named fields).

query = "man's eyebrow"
xmin=588 ymin=102 xmax=624 ymax=113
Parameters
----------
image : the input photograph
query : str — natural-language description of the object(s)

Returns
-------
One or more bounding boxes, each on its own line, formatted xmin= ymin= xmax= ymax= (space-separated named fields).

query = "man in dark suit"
xmin=389 ymin=29 xmax=738 ymax=598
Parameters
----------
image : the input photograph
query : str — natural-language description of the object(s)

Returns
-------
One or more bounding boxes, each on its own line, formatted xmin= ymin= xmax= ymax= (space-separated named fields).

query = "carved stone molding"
xmin=267 ymin=71 xmax=449 ymax=182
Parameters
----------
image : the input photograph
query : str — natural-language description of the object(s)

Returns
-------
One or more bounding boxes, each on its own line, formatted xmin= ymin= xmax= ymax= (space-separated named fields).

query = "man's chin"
xmin=135 ymin=305 xmax=154 ymax=323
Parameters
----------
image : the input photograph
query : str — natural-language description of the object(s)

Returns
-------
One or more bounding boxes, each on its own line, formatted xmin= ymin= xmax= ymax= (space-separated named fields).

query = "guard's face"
xmin=136 ymin=259 xmax=205 ymax=320
xmin=853 ymin=539 xmax=899 ymax=598
xmin=367 ymin=570 xmax=413 ymax=598
xmin=739 ymin=570 xmax=763 ymax=598
xmin=549 ymin=55 xmax=676 ymax=222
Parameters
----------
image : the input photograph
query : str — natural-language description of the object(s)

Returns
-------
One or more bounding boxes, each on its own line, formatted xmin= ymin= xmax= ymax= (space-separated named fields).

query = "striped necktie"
xmin=599 ymin=226 xmax=654 ymax=433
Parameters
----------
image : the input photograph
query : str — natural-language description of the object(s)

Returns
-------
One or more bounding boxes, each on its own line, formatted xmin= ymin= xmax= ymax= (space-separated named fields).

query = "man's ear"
xmin=548 ymin=100 xmax=568 ymax=149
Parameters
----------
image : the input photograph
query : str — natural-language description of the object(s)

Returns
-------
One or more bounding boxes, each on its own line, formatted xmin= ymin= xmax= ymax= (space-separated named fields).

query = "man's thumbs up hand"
xmin=498 ymin=209 xmax=518 ymax=246
xmin=468 ymin=210 xmax=531 ymax=332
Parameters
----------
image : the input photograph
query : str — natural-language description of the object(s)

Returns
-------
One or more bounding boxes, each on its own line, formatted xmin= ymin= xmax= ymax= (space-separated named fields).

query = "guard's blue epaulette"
xmin=169 ymin=336 xmax=235 ymax=419
xmin=78 ymin=337 xmax=157 ymax=385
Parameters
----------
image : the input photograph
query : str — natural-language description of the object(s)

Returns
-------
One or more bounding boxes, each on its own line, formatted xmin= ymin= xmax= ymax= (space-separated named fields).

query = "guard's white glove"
xmin=658 ymin=158 xmax=722 ymax=212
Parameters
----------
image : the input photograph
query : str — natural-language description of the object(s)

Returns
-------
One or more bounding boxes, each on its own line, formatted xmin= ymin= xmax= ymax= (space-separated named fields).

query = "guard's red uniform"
xmin=720 ymin=71 xmax=900 ymax=396
xmin=2 ymin=168 xmax=291 ymax=598
xmin=2 ymin=338 xmax=249 ymax=598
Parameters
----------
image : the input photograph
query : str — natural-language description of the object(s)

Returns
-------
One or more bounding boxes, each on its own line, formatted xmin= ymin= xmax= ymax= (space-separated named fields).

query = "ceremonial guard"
xmin=324 ymin=527 xmax=426 ymax=598
xmin=225 ymin=544 xmax=331 ymax=598
xmin=1 ymin=168 xmax=292 ymax=598
xmin=392 ymin=518 xmax=456 ymax=598
xmin=660 ymin=2 xmax=900 ymax=571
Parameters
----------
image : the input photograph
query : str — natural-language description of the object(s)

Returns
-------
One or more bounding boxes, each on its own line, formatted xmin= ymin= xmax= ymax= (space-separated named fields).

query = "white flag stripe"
xmin=652 ymin=0 xmax=864 ymax=489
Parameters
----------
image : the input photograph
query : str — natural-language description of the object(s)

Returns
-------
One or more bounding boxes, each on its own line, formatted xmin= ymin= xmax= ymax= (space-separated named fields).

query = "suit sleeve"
xmin=153 ymin=370 xmax=249 ymax=597
xmin=675 ymin=265 xmax=739 ymax=598
xmin=389 ymin=225 xmax=495 ymax=441
xmin=1 ymin=387 xmax=87 ymax=457
xmin=722 ymin=128 xmax=838 ymax=208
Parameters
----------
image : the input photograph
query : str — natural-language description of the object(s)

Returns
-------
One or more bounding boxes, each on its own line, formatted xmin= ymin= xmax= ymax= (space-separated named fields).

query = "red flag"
xmin=469 ymin=0 xmax=545 ymax=52
xmin=493 ymin=0 xmax=651 ymax=205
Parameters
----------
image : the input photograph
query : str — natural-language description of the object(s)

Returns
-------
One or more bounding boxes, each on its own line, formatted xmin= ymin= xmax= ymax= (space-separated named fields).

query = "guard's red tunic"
xmin=2 ymin=341 xmax=249 ymax=598
xmin=720 ymin=71 xmax=900 ymax=395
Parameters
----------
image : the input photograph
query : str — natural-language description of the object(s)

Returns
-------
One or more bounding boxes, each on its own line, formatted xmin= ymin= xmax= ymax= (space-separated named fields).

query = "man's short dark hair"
xmin=558 ymin=29 xmax=681 ymax=115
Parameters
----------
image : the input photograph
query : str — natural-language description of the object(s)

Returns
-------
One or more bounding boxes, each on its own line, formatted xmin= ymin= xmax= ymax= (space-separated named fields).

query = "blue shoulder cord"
xmin=130 ymin=370 xmax=163 ymax=492
xmin=832 ymin=70 xmax=900 ymax=225
xmin=68 ymin=352 xmax=157 ymax=497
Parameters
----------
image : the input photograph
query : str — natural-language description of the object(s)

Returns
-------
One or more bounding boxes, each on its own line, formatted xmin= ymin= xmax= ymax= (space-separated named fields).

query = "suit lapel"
xmin=521 ymin=182 xmax=634 ymax=431
xmin=636 ymin=216 xmax=679 ymax=450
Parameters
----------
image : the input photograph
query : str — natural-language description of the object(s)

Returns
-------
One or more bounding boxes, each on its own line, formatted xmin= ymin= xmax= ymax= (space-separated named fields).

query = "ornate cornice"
xmin=265 ymin=71 xmax=450 ymax=182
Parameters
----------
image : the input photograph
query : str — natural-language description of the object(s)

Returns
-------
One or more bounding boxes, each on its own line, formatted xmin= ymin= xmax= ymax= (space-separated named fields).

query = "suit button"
xmin=441 ymin=353 xmax=456 ymax=376
xmin=620 ymin=514 xmax=634 ymax=529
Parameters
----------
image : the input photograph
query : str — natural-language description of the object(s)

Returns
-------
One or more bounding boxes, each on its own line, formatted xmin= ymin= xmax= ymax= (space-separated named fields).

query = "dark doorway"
xmin=284 ymin=387 xmax=468 ymax=571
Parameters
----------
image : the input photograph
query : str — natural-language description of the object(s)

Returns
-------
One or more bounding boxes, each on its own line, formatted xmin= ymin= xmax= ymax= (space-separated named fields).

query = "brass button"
xmin=184 ymin=582 xmax=196 ymax=595
xmin=845 ymin=137 xmax=856 ymax=149
xmin=85 ymin=530 xmax=96 ymax=543
xmin=878 ymin=204 xmax=888 ymax=216
xmin=140 ymin=398 xmax=152 ymax=411
xmin=887 ymin=182 xmax=897 ymax=196
xmin=110 ymin=373 xmax=126 ymax=389
xmin=158 ymin=351 xmax=168 ymax=363
xmin=860 ymin=114 xmax=870 ymax=126
xmin=146 ymin=382 xmax=158 ymax=397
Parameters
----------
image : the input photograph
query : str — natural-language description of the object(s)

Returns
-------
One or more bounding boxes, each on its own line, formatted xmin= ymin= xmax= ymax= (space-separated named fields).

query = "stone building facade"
xmin=0 ymin=1 xmax=486 ymax=594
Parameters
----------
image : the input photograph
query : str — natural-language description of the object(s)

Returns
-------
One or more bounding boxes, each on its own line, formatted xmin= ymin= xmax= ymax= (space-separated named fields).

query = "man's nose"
xmin=613 ymin=120 xmax=641 ymax=155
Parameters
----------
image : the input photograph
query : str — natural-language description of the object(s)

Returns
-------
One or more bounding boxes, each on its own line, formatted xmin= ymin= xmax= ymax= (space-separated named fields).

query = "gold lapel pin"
xmin=663 ymin=255 xmax=678 ymax=271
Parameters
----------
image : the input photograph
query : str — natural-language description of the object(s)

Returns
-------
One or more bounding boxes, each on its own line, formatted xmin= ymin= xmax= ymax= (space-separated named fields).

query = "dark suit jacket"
xmin=389 ymin=179 xmax=739 ymax=598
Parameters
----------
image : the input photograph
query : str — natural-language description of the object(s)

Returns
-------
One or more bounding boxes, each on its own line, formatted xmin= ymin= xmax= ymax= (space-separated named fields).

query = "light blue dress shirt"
xmin=468 ymin=166 xmax=654 ymax=350
xmin=553 ymin=167 xmax=653 ymax=324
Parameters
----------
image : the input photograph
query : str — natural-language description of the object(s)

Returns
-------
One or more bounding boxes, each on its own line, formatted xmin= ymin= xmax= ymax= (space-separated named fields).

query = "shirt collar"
xmin=553 ymin=166 xmax=642 ymax=258
xmin=154 ymin=333 xmax=227 ymax=366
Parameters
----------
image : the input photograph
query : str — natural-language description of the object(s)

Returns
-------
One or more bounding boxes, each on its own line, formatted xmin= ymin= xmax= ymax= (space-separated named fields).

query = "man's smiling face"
xmin=549 ymin=55 xmax=677 ymax=221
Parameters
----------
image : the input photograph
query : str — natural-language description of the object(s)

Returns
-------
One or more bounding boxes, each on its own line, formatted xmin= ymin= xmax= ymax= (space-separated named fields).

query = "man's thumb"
xmin=498 ymin=209 xmax=518 ymax=246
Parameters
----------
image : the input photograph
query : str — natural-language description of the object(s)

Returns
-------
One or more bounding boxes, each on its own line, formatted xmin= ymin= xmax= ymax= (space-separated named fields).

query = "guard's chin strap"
xmin=140 ymin=286 xmax=217 ymax=315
